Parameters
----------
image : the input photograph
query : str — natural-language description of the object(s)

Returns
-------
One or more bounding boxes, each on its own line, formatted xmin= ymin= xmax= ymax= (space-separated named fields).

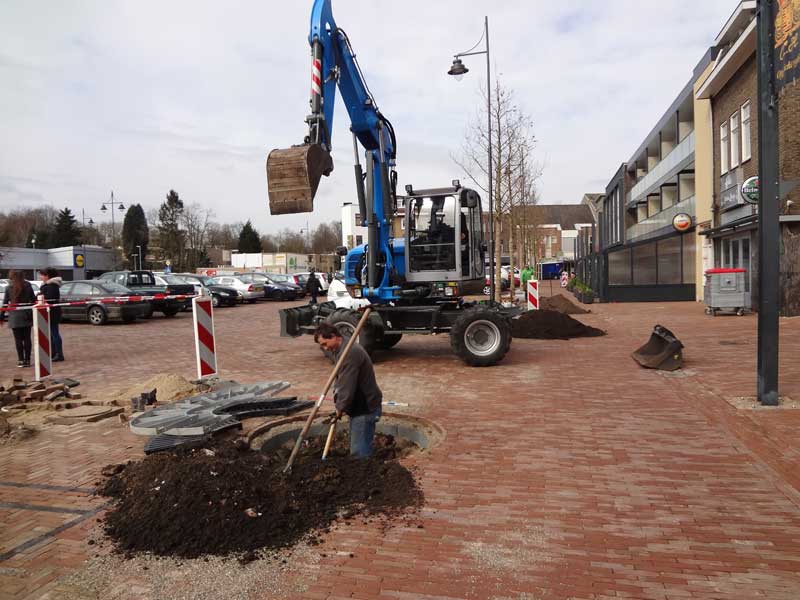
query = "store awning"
xmin=700 ymin=215 xmax=758 ymax=238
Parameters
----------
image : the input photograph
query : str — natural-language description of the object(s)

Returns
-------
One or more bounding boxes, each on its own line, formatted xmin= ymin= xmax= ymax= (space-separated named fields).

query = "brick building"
xmin=696 ymin=0 xmax=800 ymax=315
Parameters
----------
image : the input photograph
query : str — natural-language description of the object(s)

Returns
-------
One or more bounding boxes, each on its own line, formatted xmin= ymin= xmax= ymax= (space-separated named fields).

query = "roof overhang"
xmin=696 ymin=17 xmax=756 ymax=99
xmin=713 ymin=1 xmax=756 ymax=47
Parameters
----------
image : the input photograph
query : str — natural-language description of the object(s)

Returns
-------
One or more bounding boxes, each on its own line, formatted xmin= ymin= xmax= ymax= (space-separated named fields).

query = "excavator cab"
xmin=405 ymin=186 xmax=485 ymax=293
xmin=266 ymin=144 xmax=334 ymax=215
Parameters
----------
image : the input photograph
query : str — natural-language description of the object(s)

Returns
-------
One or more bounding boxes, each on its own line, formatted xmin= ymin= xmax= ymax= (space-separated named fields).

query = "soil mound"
xmin=511 ymin=309 xmax=605 ymax=340
xmin=540 ymin=295 xmax=589 ymax=315
xmin=111 ymin=373 xmax=200 ymax=405
xmin=98 ymin=433 xmax=423 ymax=559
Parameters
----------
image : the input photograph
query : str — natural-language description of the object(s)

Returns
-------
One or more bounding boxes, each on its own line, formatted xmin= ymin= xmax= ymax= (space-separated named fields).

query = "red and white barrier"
xmin=192 ymin=295 xmax=218 ymax=379
xmin=526 ymin=280 xmax=540 ymax=311
xmin=0 ymin=293 xmax=197 ymax=313
xmin=32 ymin=301 xmax=52 ymax=381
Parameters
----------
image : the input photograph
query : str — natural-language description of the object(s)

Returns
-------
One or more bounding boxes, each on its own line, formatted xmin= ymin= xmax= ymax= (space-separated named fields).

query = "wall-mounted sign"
xmin=73 ymin=253 xmax=85 ymax=268
xmin=775 ymin=0 xmax=800 ymax=95
xmin=741 ymin=176 xmax=760 ymax=204
xmin=672 ymin=213 xmax=692 ymax=232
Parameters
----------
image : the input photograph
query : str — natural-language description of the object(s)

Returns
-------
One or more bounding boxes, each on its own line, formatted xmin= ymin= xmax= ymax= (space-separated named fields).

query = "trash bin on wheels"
xmin=703 ymin=268 xmax=750 ymax=316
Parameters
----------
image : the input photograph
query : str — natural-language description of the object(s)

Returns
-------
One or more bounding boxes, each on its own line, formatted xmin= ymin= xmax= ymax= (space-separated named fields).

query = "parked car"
xmin=174 ymin=274 xmax=239 ymax=307
xmin=267 ymin=273 xmax=306 ymax=297
xmin=60 ymin=281 xmax=149 ymax=325
xmin=500 ymin=266 xmax=521 ymax=287
xmin=326 ymin=277 xmax=370 ymax=309
xmin=96 ymin=270 xmax=191 ymax=317
xmin=239 ymin=272 xmax=300 ymax=301
xmin=483 ymin=276 xmax=510 ymax=296
xmin=208 ymin=275 xmax=263 ymax=303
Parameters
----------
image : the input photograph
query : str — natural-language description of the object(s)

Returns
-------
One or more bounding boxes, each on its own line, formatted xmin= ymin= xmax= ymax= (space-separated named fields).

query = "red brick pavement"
xmin=1 ymin=297 xmax=799 ymax=599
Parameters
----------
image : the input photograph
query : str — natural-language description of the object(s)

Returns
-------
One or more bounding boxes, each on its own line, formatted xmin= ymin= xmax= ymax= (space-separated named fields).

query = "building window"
xmin=356 ymin=235 xmax=363 ymax=246
xmin=730 ymin=112 xmax=740 ymax=168
xmin=741 ymin=101 xmax=751 ymax=162
xmin=720 ymin=122 xmax=729 ymax=174
xmin=633 ymin=242 xmax=657 ymax=285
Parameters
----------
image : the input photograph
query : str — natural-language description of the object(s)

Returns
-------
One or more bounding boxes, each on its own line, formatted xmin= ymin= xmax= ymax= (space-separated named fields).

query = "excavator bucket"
xmin=279 ymin=301 xmax=336 ymax=337
xmin=631 ymin=325 xmax=684 ymax=371
xmin=266 ymin=144 xmax=334 ymax=215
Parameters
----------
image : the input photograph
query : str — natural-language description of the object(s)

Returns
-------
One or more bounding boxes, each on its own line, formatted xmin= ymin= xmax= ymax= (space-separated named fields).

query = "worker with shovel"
xmin=314 ymin=322 xmax=383 ymax=457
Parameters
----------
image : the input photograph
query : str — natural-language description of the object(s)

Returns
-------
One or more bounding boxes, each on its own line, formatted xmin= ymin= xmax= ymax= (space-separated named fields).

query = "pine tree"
xmin=238 ymin=221 xmax=262 ymax=253
xmin=158 ymin=190 xmax=185 ymax=268
xmin=51 ymin=208 xmax=82 ymax=247
xmin=122 ymin=204 xmax=149 ymax=269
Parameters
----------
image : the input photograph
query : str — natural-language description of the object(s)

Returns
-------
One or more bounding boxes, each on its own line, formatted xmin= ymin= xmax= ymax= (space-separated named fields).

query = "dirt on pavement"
xmin=511 ymin=309 xmax=606 ymax=340
xmin=98 ymin=432 xmax=423 ymax=560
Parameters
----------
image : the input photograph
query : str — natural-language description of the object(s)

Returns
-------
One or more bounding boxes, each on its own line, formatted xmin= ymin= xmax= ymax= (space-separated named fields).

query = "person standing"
xmin=1 ymin=270 xmax=36 ymax=368
xmin=39 ymin=268 xmax=64 ymax=362
xmin=314 ymin=322 xmax=383 ymax=457
xmin=521 ymin=264 xmax=533 ymax=291
xmin=306 ymin=269 xmax=322 ymax=305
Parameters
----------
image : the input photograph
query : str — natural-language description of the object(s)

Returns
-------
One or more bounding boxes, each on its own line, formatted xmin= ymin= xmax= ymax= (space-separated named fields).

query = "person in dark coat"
xmin=1 ymin=270 xmax=36 ymax=367
xmin=306 ymin=269 xmax=322 ymax=305
xmin=314 ymin=321 xmax=383 ymax=457
xmin=39 ymin=268 xmax=64 ymax=362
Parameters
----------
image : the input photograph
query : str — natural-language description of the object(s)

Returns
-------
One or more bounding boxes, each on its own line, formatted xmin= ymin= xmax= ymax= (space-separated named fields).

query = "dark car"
xmin=239 ymin=273 xmax=299 ymax=301
xmin=175 ymin=273 xmax=239 ymax=307
xmin=265 ymin=273 xmax=306 ymax=298
xmin=60 ymin=281 xmax=149 ymax=325
xmin=96 ymin=270 xmax=191 ymax=317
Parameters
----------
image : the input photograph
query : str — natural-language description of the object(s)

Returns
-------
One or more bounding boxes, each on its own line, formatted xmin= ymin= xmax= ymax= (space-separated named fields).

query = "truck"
xmin=266 ymin=0 xmax=517 ymax=366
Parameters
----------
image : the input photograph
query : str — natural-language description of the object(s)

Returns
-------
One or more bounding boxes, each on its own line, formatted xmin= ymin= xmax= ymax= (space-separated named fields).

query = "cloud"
xmin=0 ymin=0 xmax=737 ymax=232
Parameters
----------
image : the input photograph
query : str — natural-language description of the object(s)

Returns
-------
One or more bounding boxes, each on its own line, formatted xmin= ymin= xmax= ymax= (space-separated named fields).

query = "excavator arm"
xmin=267 ymin=0 xmax=398 ymax=299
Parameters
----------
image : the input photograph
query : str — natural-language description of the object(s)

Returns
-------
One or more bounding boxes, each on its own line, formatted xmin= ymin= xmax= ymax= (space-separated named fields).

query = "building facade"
xmin=0 ymin=246 xmax=115 ymax=280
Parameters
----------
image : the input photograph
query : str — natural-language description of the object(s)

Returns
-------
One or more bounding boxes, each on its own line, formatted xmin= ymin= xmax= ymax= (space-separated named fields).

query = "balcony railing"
xmin=627 ymin=130 xmax=695 ymax=205
xmin=626 ymin=195 xmax=696 ymax=242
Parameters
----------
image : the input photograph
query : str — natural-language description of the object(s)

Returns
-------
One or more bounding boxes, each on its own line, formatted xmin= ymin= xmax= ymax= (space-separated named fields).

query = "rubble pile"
xmin=0 ymin=376 xmax=81 ymax=408
xmin=98 ymin=433 xmax=423 ymax=559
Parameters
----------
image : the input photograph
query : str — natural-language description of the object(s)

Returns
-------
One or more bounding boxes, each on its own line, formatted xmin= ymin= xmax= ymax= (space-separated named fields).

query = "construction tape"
xmin=0 ymin=294 xmax=198 ymax=313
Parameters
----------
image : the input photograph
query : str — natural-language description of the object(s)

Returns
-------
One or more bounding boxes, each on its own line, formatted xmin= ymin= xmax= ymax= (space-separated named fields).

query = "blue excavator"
xmin=266 ymin=0 xmax=513 ymax=366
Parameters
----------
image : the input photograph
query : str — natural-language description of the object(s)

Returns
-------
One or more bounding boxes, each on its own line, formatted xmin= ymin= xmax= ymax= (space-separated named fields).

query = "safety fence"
xmin=0 ymin=293 xmax=198 ymax=312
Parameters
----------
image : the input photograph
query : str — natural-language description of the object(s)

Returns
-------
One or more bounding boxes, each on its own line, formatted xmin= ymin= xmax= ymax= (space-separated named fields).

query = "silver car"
xmin=209 ymin=275 xmax=263 ymax=303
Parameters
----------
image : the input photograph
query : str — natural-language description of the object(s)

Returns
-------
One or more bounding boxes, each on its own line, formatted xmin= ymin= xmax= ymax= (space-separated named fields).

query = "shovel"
xmin=321 ymin=415 xmax=339 ymax=461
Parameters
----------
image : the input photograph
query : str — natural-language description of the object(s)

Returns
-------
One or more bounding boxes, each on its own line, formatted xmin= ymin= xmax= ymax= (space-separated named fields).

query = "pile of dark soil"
xmin=98 ymin=433 xmax=422 ymax=559
xmin=540 ymin=295 xmax=589 ymax=315
xmin=511 ymin=309 xmax=606 ymax=340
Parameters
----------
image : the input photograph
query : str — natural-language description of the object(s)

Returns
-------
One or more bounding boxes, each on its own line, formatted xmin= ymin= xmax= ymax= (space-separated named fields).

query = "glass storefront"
xmin=608 ymin=233 xmax=694 ymax=286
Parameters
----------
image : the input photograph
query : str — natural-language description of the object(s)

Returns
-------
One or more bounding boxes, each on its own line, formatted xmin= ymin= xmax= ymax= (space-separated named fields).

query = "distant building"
xmin=341 ymin=202 xmax=368 ymax=249
xmin=0 ymin=245 xmax=115 ymax=280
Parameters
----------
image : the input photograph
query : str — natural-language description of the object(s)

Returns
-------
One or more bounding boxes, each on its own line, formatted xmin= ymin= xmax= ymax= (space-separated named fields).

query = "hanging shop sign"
xmin=741 ymin=176 xmax=760 ymax=204
xmin=775 ymin=0 xmax=800 ymax=94
xmin=672 ymin=213 xmax=692 ymax=232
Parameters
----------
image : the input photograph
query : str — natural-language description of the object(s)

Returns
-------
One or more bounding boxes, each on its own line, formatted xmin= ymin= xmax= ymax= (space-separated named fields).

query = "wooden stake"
xmin=283 ymin=307 xmax=372 ymax=473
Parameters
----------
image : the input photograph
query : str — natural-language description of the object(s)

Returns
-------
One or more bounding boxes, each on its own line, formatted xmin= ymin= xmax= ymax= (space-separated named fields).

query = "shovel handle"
xmin=321 ymin=419 xmax=337 ymax=461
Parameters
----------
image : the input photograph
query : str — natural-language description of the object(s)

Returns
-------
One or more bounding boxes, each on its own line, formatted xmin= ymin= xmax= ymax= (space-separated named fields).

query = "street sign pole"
xmin=755 ymin=0 xmax=780 ymax=406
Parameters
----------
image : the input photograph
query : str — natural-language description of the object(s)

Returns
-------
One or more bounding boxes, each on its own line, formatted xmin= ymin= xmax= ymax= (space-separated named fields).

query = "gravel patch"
xmin=727 ymin=396 xmax=799 ymax=409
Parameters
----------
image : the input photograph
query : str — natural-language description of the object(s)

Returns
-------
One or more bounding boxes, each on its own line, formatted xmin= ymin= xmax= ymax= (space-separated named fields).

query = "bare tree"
xmin=452 ymin=79 xmax=542 ymax=301
xmin=182 ymin=203 xmax=213 ymax=269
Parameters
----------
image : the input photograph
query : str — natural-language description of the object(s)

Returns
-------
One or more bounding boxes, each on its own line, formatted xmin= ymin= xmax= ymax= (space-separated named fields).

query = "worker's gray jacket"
xmin=333 ymin=341 xmax=382 ymax=417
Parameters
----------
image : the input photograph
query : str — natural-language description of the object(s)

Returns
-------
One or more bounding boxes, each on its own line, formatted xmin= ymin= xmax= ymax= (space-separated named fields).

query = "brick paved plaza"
xmin=1 ymin=295 xmax=799 ymax=599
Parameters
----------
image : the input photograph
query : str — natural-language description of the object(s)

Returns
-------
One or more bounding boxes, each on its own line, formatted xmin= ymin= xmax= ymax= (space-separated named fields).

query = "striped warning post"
xmin=311 ymin=57 xmax=322 ymax=96
xmin=32 ymin=301 xmax=52 ymax=381
xmin=192 ymin=295 xmax=218 ymax=379
xmin=526 ymin=280 xmax=540 ymax=311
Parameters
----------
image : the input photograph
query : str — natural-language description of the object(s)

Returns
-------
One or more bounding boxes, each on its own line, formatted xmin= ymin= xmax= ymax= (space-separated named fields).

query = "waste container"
xmin=703 ymin=268 xmax=750 ymax=316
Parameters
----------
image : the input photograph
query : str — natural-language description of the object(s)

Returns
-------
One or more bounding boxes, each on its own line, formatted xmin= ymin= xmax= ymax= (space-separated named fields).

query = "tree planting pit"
xmin=97 ymin=413 xmax=437 ymax=560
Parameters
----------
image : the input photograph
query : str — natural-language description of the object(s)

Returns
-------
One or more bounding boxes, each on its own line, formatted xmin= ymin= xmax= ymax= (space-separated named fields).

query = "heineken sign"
xmin=672 ymin=213 xmax=692 ymax=232
xmin=741 ymin=176 xmax=759 ymax=204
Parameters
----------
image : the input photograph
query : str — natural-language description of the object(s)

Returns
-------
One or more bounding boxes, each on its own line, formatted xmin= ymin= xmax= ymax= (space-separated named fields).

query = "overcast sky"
xmin=1 ymin=0 xmax=737 ymax=234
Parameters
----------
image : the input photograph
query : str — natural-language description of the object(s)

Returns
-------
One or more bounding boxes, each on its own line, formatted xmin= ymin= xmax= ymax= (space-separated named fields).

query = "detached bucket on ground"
xmin=266 ymin=143 xmax=333 ymax=214
xmin=631 ymin=324 xmax=684 ymax=371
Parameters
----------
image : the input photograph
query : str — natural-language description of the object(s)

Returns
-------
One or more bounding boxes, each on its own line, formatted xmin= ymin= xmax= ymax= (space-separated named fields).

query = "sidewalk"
xmin=1 ymin=297 xmax=799 ymax=599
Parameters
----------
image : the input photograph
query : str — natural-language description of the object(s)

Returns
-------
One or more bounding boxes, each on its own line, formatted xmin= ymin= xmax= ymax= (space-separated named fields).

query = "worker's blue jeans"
xmin=349 ymin=404 xmax=382 ymax=458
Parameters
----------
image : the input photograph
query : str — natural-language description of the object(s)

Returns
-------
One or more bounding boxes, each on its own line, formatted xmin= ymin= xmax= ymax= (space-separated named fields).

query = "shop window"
xmin=633 ymin=242 xmax=657 ymax=285
xmin=682 ymin=235 xmax=695 ymax=284
xmin=608 ymin=248 xmax=631 ymax=285
xmin=657 ymin=237 xmax=681 ymax=284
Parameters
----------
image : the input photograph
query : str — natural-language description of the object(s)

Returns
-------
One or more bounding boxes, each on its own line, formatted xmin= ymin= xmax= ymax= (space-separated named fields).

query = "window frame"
xmin=730 ymin=111 xmax=740 ymax=169
xmin=720 ymin=121 xmax=730 ymax=174
xmin=741 ymin=100 xmax=752 ymax=163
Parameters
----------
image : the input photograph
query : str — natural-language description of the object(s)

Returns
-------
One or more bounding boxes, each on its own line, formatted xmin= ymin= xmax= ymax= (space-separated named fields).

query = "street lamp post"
xmin=136 ymin=245 xmax=143 ymax=271
xmin=101 ymin=191 xmax=125 ymax=269
xmin=80 ymin=210 xmax=94 ymax=278
xmin=448 ymin=16 xmax=494 ymax=303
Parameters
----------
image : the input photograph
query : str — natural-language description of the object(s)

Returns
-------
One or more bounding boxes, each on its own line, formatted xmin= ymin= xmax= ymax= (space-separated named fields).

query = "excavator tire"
xmin=450 ymin=307 xmax=511 ymax=367
xmin=376 ymin=333 xmax=402 ymax=350
xmin=321 ymin=308 xmax=382 ymax=362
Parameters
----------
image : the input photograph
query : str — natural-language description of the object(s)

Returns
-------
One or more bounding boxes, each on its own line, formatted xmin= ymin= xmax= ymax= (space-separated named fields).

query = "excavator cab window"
xmin=408 ymin=196 xmax=457 ymax=274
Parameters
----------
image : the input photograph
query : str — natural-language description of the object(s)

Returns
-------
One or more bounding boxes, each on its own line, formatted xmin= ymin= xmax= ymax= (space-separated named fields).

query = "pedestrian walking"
xmin=314 ymin=322 xmax=383 ymax=457
xmin=306 ymin=269 xmax=322 ymax=305
xmin=39 ymin=268 xmax=64 ymax=362
xmin=1 ymin=270 xmax=36 ymax=368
